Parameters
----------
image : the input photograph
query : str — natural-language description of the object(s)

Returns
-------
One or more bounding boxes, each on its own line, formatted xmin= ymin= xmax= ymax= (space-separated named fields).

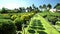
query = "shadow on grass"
xmin=30 ymin=26 xmax=37 ymax=29
xmin=30 ymin=26 xmax=45 ymax=30
xmin=28 ymin=29 xmax=35 ymax=33
xmin=37 ymin=27 xmax=45 ymax=30
xmin=32 ymin=20 xmax=43 ymax=27
xmin=18 ymin=33 xmax=21 ymax=34
xmin=37 ymin=31 xmax=47 ymax=34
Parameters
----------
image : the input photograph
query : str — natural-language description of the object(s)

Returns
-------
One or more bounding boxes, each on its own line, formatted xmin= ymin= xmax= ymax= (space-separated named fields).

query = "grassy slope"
xmin=37 ymin=13 xmax=59 ymax=34
xmin=24 ymin=13 xmax=60 ymax=34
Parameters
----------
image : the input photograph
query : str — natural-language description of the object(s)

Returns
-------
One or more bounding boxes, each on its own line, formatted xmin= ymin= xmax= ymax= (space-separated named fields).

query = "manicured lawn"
xmin=24 ymin=13 xmax=60 ymax=34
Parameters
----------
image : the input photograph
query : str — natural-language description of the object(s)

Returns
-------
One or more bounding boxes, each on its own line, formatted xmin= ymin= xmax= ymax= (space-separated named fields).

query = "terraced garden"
xmin=0 ymin=12 xmax=60 ymax=34
xmin=0 ymin=13 xmax=35 ymax=34
xmin=23 ymin=13 xmax=60 ymax=34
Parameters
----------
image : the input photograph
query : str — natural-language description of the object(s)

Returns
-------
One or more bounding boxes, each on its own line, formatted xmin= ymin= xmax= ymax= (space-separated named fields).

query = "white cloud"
xmin=0 ymin=0 xmax=30 ymax=9
xmin=0 ymin=3 xmax=20 ymax=9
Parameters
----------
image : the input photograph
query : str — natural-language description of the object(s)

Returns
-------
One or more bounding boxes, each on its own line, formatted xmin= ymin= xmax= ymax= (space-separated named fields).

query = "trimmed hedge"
xmin=0 ymin=19 xmax=16 ymax=34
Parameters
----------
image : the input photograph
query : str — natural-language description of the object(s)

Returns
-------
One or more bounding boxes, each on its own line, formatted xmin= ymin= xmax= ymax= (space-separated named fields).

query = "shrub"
xmin=47 ymin=16 xmax=58 ymax=25
xmin=1 ymin=7 xmax=8 ymax=13
xmin=43 ymin=15 xmax=47 ymax=18
xmin=0 ymin=19 xmax=16 ymax=34
xmin=56 ymin=21 xmax=60 ymax=26
xmin=14 ymin=18 xmax=24 ymax=31
xmin=11 ymin=15 xmax=18 ymax=20
xmin=28 ymin=29 xmax=35 ymax=33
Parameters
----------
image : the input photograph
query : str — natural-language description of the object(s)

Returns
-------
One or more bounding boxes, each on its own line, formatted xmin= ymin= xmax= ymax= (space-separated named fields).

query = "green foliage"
xmin=0 ymin=12 xmax=35 ymax=34
xmin=0 ymin=19 xmax=16 ymax=34
xmin=54 ymin=3 xmax=60 ymax=8
xmin=11 ymin=15 xmax=18 ymax=20
xmin=43 ymin=4 xmax=46 ymax=9
xmin=14 ymin=17 xmax=24 ymax=31
xmin=8 ymin=10 xmax=15 ymax=13
xmin=39 ymin=11 xmax=60 ymax=25
xmin=25 ymin=14 xmax=59 ymax=34
xmin=0 ymin=14 xmax=10 ymax=19
xmin=1 ymin=7 xmax=7 ymax=13
xmin=48 ymin=16 xmax=58 ymax=25
xmin=56 ymin=21 xmax=60 ymax=26
xmin=37 ymin=31 xmax=47 ymax=34
xmin=56 ymin=6 xmax=60 ymax=9
xmin=12 ymin=13 xmax=35 ymax=31
xmin=47 ymin=4 xmax=52 ymax=9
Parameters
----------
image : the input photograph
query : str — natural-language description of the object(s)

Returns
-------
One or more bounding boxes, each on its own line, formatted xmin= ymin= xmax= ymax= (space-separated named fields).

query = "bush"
xmin=28 ymin=29 xmax=35 ymax=33
xmin=56 ymin=21 xmax=60 ymax=26
xmin=15 ymin=22 xmax=22 ymax=31
xmin=0 ymin=19 xmax=16 ymax=34
xmin=1 ymin=7 xmax=8 ymax=13
xmin=43 ymin=15 xmax=47 ymax=18
xmin=14 ymin=18 xmax=24 ymax=31
xmin=11 ymin=15 xmax=18 ymax=20
xmin=47 ymin=16 xmax=58 ymax=25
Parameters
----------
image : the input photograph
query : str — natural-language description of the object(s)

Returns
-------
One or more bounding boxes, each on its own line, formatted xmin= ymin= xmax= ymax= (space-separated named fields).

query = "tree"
xmin=39 ymin=5 xmax=42 ymax=9
xmin=39 ymin=5 xmax=43 ymax=11
xmin=35 ymin=7 xmax=39 ymax=13
xmin=56 ymin=6 xmax=60 ymax=9
xmin=32 ymin=4 xmax=36 ymax=11
xmin=1 ymin=7 xmax=7 ymax=13
xmin=19 ymin=7 xmax=26 ymax=12
xmin=47 ymin=4 xmax=52 ymax=9
xmin=43 ymin=4 xmax=46 ymax=9
xmin=14 ymin=8 xmax=19 ymax=13
xmin=22 ymin=7 xmax=26 ymax=12
xmin=26 ymin=7 xmax=30 ymax=12
xmin=32 ymin=4 xmax=35 ymax=9
xmin=19 ymin=7 xmax=22 ymax=12
xmin=29 ymin=6 xmax=32 ymax=11
xmin=32 ymin=4 xmax=39 ymax=12
xmin=54 ymin=3 xmax=60 ymax=8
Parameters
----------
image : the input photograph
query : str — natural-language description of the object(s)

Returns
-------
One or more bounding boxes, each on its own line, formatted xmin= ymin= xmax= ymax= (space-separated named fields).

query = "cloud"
xmin=0 ymin=3 xmax=20 ymax=9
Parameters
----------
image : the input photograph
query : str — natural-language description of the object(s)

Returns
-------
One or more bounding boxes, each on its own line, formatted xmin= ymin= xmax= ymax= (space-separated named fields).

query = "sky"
xmin=0 ymin=0 xmax=60 ymax=9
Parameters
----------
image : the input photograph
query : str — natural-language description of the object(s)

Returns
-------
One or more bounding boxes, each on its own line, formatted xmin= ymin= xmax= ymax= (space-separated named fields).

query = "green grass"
xmin=23 ymin=13 xmax=60 ymax=34
xmin=0 ymin=12 xmax=60 ymax=34
xmin=0 ymin=13 xmax=35 ymax=34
